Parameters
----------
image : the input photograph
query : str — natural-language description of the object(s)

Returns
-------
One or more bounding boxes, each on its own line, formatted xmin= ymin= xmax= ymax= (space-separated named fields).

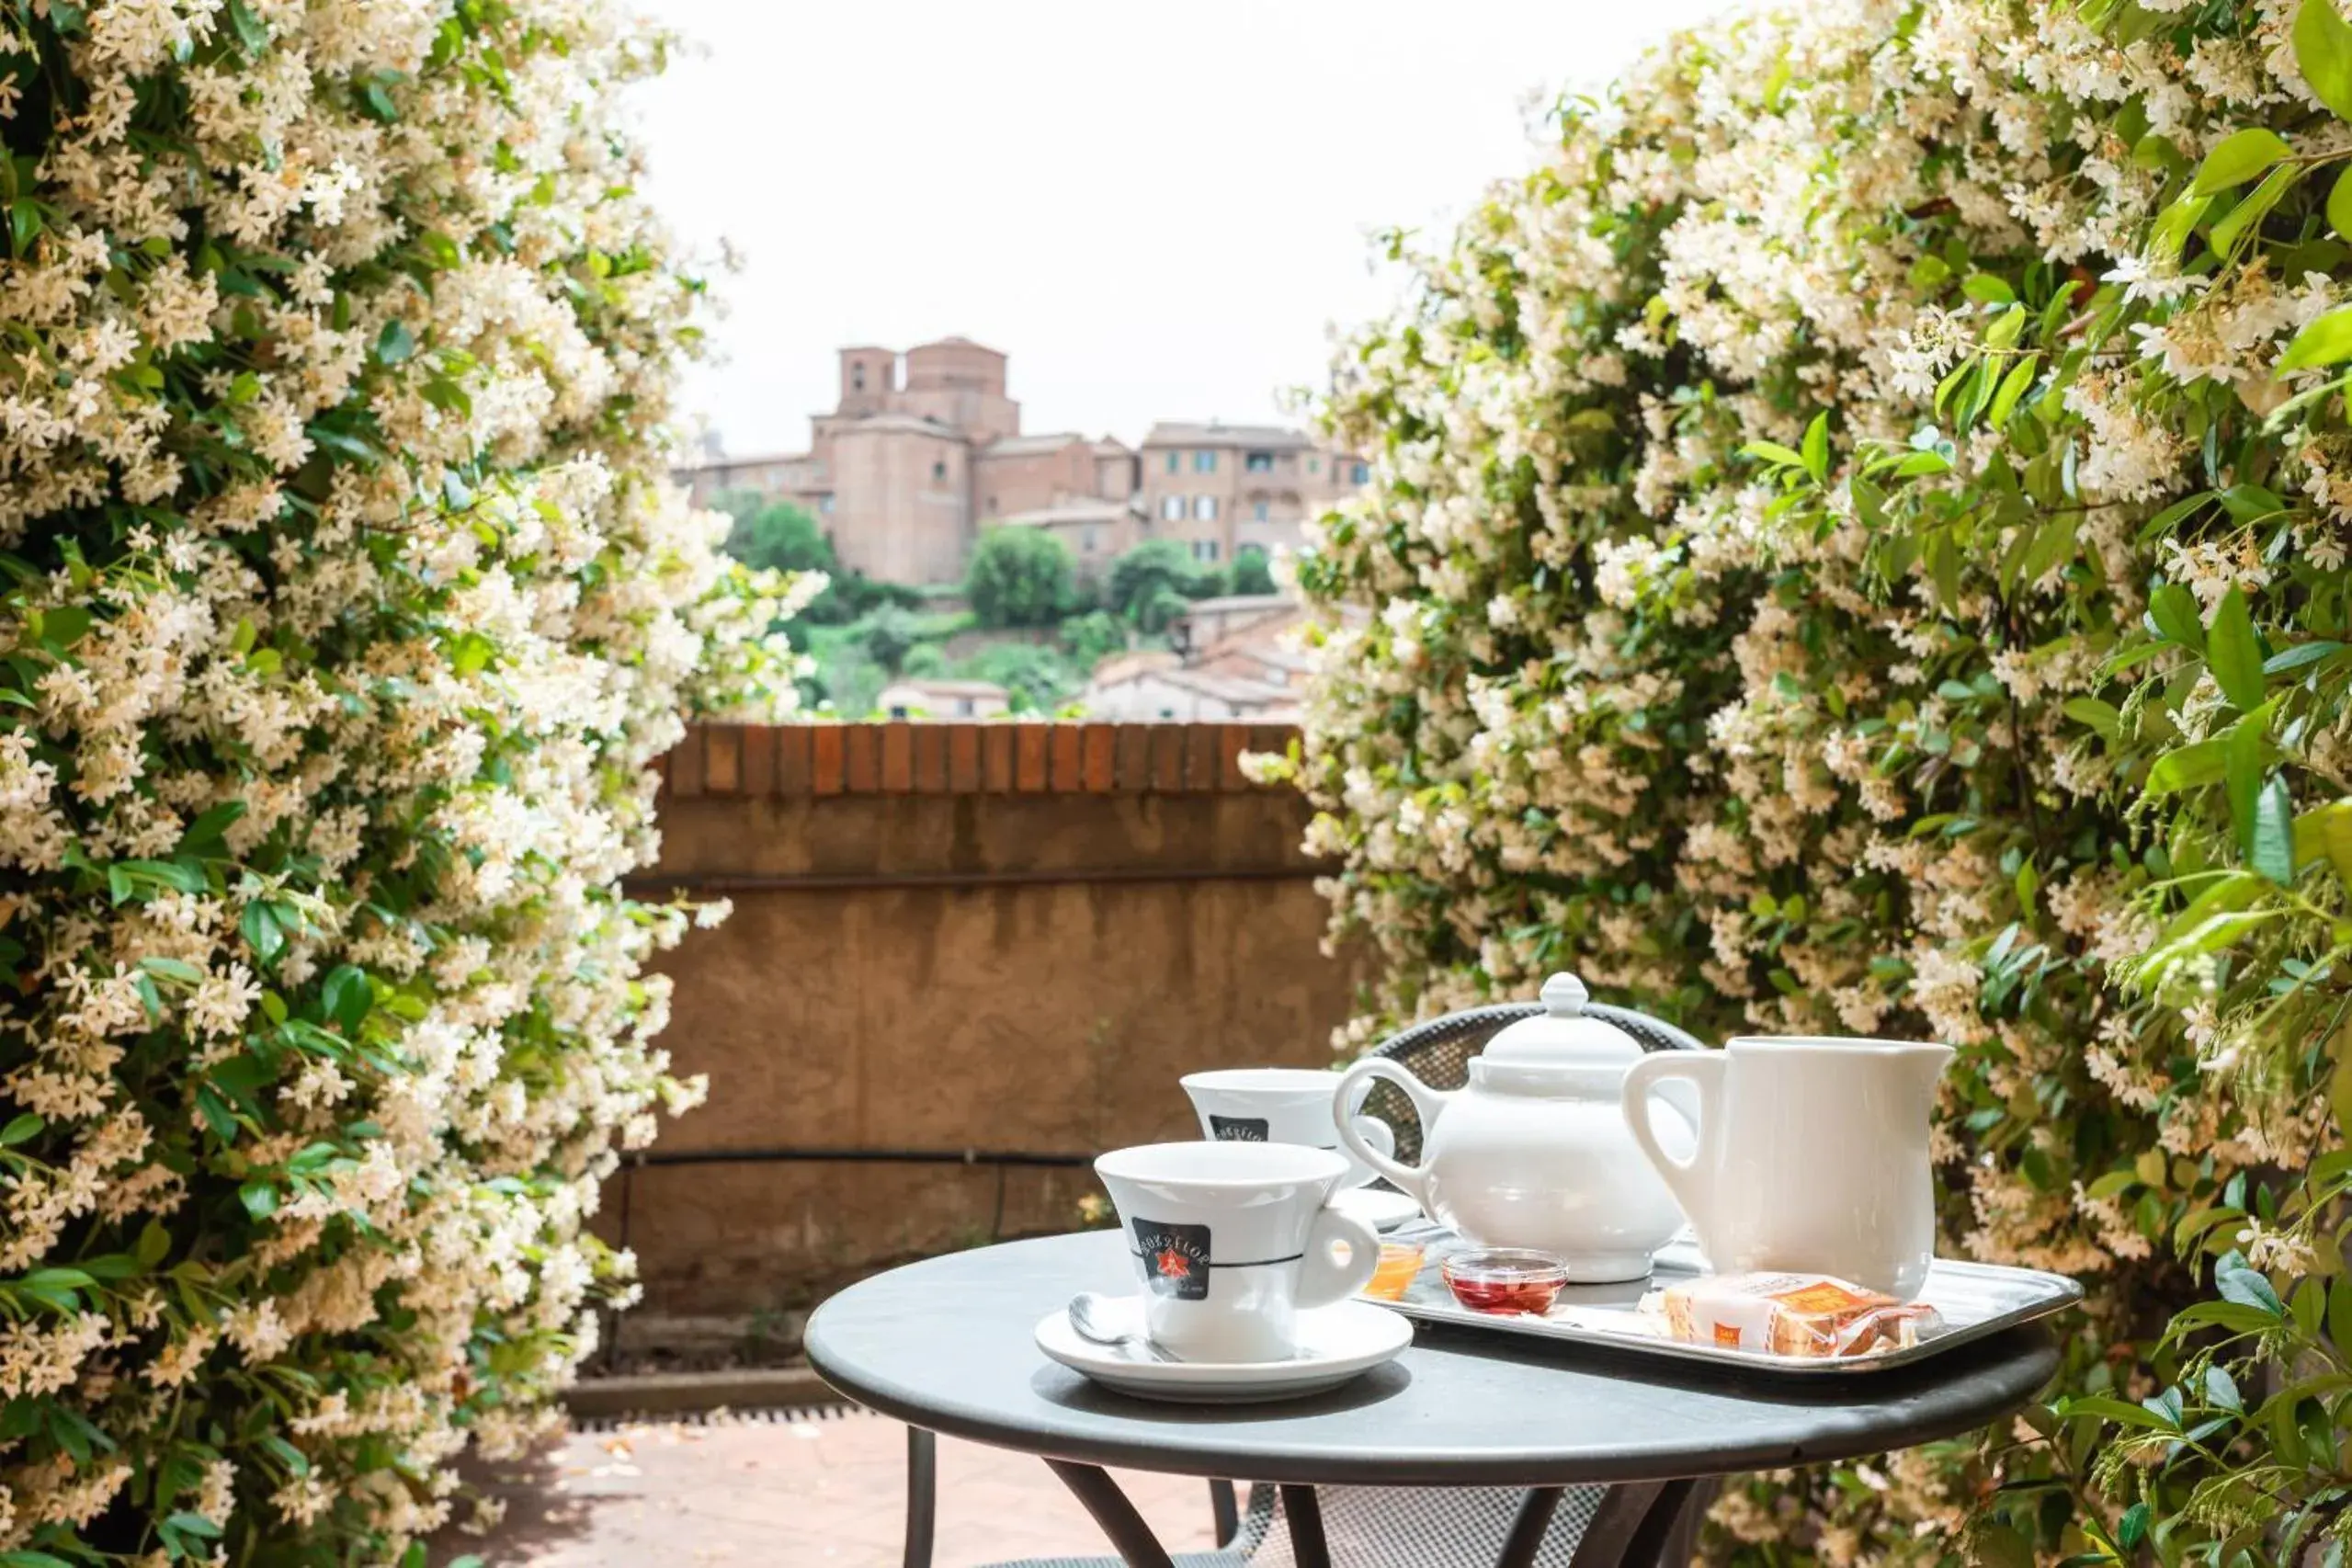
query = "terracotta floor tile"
xmin=440 ymin=1410 xmax=1221 ymax=1566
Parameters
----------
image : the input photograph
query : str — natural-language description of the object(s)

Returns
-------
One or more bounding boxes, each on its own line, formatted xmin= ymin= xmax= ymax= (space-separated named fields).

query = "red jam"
xmin=1442 ymin=1248 xmax=1568 ymax=1315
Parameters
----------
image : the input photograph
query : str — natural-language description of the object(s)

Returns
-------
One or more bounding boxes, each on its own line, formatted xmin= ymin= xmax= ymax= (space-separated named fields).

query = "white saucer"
xmin=1034 ymin=1298 xmax=1412 ymax=1403
xmin=1334 ymin=1187 xmax=1423 ymax=1232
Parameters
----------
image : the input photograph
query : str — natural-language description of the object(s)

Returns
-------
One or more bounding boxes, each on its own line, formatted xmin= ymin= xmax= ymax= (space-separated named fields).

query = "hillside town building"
xmin=677 ymin=339 xmax=1361 ymax=585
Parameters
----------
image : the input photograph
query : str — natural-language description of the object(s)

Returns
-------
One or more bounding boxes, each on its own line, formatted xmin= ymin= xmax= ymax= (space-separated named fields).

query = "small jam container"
xmin=1441 ymin=1248 xmax=1569 ymax=1315
xmin=1363 ymin=1242 xmax=1426 ymax=1301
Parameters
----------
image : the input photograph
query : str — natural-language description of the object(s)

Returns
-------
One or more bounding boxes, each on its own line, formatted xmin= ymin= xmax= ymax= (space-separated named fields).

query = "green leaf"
xmin=2267 ymin=639 xmax=2348 ymax=675
xmin=179 ymin=799 xmax=245 ymax=852
xmin=2119 ymin=1503 xmax=2151 ymax=1551
xmin=1962 ymin=274 xmax=2016 ymax=305
xmin=241 ymin=900 xmax=284 ymax=963
xmin=2209 ymin=162 xmax=2300 ymax=257
xmin=7 ymin=200 xmax=40 ymax=258
xmin=2218 ymin=1260 xmax=2284 ymax=1316
xmin=40 ymin=605 xmax=91 ymax=648
xmin=238 ymin=1181 xmax=278 ymax=1221
xmin=2147 ymin=736 xmax=2229 ymax=793
xmin=2150 ymin=583 xmax=2206 ymax=649
xmin=2189 ymin=127 xmax=2292 ymax=197
xmin=2063 ymin=697 xmax=2121 ymax=739
xmin=2139 ymin=490 xmax=2213 ymax=543
xmin=1800 ymin=413 xmax=1829 ymax=483
xmin=2252 ymin=772 xmax=2297 ymax=883
xmin=139 ymin=956 xmax=204 ymax=984
xmin=1892 ymin=449 xmax=1952 ymax=478
xmin=224 ymin=0 xmax=267 ymax=55
xmin=2331 ymin=167 xmax=2352 ymax=241
xmin=321 ymin=964 xmax=372 ymax=1033
xmin=2150 ymin=192 xmax=2212 ymax=267
xmin=2295 ymin=800 xmax=2352 ymax=888
xmin=0 ymin=1113 xmax=41 ymax=1148
xmin=1972 ymin=1522 xmax=2036 ymax=1568
xmin=1739 ymin=439 xmax=1806 ymax=470
xmin=2059 ymin=1395 xmax=2176 ymax=1429
xmin=376 ymin=318 xmax=415 ymax=365
xmin=2207 ymin=586 xmax=2266 ymax=710
xmin=2279 ymin=304 xmax=2352 ymax=372
xmin=2299 ymin=0 xmax=2352 ymax=121
xmin=2015 ymin=514 xmax=2076 ymax=587
xmin=2226 ymin=709 xmax=2268 ymax=833
xmin=1987 ymin=356 xmax=2040 ymax=430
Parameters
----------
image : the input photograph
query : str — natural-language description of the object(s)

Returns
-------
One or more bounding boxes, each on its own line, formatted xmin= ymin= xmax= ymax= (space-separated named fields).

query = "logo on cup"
xmin=1131 ymin=1219 xmax=1211 ymax=1301
xmin=1207 ymin=1115 xmax=1269 ymax=1142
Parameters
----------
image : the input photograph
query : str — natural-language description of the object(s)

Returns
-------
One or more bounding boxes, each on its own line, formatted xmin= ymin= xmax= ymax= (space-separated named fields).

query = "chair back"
xmin=1357 ymin=1000 xmax=1703 ymax=1167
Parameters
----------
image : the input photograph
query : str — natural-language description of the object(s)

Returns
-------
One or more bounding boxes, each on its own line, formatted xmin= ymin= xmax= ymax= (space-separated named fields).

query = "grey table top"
xmin=803 ymin=1231 xmax=2060 ymax=1487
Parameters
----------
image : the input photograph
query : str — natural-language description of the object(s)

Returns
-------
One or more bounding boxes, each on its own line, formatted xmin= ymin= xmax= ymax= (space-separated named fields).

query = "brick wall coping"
xmin=659 ymin=722 xmax=1301 ymax=799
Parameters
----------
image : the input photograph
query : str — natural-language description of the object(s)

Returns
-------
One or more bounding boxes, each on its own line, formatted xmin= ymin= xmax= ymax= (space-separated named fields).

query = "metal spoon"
xmin=1067 ymin=1292 xmax=1177 ymax=1362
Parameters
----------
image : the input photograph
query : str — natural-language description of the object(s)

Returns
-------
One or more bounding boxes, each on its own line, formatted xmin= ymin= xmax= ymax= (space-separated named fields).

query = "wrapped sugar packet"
xmin=1644 ymin=1272 xmax=1940 ymax=1358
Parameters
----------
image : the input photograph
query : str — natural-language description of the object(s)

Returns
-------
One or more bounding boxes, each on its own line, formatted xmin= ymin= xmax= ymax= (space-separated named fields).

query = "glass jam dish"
xmin=1440 ymin=1248 xmax=1569 ymax=1315
xmin=1363 ymin=1242 xmax=1426 ymax=1301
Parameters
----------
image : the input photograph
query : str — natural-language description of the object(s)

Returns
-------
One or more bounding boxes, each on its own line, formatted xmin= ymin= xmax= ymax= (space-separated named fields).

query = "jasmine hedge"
xmin=0 ymin=0 xmax=794 ymax=1563
xmin=1275 ymin=1 xmax=2352 ymax=1563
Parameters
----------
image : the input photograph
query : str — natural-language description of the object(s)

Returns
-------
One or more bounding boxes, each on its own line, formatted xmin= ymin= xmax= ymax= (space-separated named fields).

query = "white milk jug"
xmin=1619 ymin=1036 xmax=1953 ymax=1300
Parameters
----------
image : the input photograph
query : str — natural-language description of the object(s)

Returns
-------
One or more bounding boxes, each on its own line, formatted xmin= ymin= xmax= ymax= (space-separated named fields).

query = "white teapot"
xmin=1335 ymin=974 xmax=1692 ymax=1281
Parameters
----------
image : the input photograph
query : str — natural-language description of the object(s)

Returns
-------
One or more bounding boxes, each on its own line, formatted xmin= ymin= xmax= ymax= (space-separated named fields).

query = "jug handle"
xmin=1620 ymin=1051 xmax=1723 ymax=1232
xmin=1334 ymin=1059 xmax=1445 ymax=1210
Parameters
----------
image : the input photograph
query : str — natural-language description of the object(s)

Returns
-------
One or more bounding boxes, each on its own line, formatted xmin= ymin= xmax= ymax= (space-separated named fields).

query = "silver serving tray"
xmin=1362 ymin=1222 xmax=2083 ymax=1376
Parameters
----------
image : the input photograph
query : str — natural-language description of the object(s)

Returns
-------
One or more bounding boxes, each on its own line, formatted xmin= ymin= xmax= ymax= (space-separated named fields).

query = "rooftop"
xmin=1088 ymin=664 xmax=1293 ymax=707
xmin=983 ymin=432 xmax=1092 ymax=457
xmin=1177 ymin=593 xmax=1298 ymax=617
xmin=877 ymin=677 xmax=1011 ymax=699
xmin=999 ymin=498 xmax=1132 ymax=527
xmin=1142 ymin=421 xmax=1314 ymax=450
xmin=835 ymin=412 xmax=961 ymax=438
xmin=908 ymin=335 xmax=1006 ymax=358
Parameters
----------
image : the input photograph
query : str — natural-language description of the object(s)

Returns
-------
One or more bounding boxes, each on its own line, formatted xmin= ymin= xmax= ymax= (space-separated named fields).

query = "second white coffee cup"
xmin=1179 ymin=1068 xmax=1398 ymax=1189
xmin=1095 ymin=1142 xmax=1381 ymax=1362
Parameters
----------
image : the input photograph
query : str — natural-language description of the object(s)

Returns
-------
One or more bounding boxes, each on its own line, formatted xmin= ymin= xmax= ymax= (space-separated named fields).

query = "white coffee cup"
xmin=1095 ymin=1142 xmax=1381 ymax=1362
xmin=1179 ymin=1068 xmax=1398 ymax=1189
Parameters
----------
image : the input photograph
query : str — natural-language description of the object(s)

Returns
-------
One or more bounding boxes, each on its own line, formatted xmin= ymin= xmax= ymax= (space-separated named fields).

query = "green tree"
xmin=714 ymin=490 xmax=922 ymax=626
xmin=857 ymin=606 xmax=922 ymax=673
xmin=1107 ymin=539 xmax=1218 ymax=630
xmin=966 ymin=527 xmax=1078 ymax=627
xmin=1231 ymin=547 xmax=1278 ymax=597
xmin=957 ymin=642 xmax=1074 ymax=713
xmin=1060 ymin=608 xmax=1129 ymax=672
xmin=717 ymin=491 xmax=835 ymax=575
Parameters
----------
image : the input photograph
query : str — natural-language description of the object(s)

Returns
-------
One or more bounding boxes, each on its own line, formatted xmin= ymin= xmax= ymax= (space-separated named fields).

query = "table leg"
xmin=1494 ymin=1487 xmax=1562 ymax=1568
xmin=1279 ymin=1484 xmax=1331 ymax=1568
xmin=1043 ymin=1460 xmax=1176 ymax=1568
xmin=1568 ymin=1479 xmax=1699 ymax=1568
xmin=902 ymin=1427 xmax=937 ymax=1568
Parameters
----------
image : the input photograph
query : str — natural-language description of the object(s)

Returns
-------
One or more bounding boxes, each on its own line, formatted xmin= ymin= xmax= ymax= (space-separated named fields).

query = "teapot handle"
xmin=1335 ymin=1059 xmax=1445 ymax=1209
xmin=1620 ymin=1051 xmax=1723 ymax=1233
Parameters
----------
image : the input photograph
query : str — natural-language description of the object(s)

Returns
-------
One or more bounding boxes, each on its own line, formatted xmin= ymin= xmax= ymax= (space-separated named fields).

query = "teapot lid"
xmin=1477 ymin=973 xmax=1645 ymax=1083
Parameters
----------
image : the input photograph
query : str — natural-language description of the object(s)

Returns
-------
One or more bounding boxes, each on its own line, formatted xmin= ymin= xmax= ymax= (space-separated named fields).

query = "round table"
xmin=805 ymin=1231 xmax=2058 ymax=1568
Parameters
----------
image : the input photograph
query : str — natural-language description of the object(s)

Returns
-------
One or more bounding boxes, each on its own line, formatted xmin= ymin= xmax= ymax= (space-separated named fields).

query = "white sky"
xmin=630 ymin=0 xmax=1731 ymax=460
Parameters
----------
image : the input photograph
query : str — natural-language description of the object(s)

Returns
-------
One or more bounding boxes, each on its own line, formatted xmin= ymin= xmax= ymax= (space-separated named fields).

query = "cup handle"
xmin=1294 ymin=1204 xmax=1380 ymax=1309
xmin=1620 ymin=1051 xmax=1723 ymax=1236
xmin=1334 ymin=1060 xmax=1441 ymax=1208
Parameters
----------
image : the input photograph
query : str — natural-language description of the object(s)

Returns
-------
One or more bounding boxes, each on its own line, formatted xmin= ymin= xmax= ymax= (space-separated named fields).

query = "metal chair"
xmin=902 ymin=994 xmax=1706 ymax=1568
